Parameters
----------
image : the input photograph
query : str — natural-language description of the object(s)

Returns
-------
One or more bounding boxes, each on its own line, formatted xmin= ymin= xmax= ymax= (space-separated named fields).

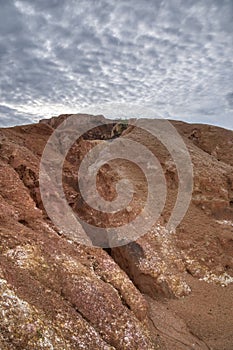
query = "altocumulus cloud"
xmin=0 ymin=0 xmax=232 ymax=128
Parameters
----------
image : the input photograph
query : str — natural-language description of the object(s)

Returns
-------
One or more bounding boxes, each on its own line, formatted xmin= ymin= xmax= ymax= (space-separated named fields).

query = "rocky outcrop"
xmin=0 ymin=114 xmax=233 ymax=349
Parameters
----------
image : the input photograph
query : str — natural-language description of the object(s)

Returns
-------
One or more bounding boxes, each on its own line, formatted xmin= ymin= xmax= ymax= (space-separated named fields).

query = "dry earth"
xmin=0 ymin=114 xmax=233 ymax=349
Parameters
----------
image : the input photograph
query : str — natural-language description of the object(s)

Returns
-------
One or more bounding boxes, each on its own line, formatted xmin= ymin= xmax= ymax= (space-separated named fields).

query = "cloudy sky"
xmin=0 ymin=0 xmax=232 ymax=128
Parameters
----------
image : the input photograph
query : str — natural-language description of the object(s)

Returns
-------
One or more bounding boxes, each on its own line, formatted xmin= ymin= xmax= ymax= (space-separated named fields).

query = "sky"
xmin=0 ymin=0 xmax=232 ymax=129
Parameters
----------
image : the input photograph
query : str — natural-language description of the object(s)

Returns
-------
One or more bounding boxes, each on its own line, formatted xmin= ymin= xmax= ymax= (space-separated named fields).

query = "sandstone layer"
xmin=0 ymin=114 xmax=232 ymax=349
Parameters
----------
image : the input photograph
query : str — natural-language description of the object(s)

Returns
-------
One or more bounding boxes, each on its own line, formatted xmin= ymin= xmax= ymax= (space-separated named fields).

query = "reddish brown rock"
xmin=0 ymin=114 xmax=233 ymax=349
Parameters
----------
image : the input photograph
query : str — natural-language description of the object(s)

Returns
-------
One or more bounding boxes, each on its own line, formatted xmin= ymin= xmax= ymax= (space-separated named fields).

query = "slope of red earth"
xmin=0 ymin=114 xmax=232 ymax=349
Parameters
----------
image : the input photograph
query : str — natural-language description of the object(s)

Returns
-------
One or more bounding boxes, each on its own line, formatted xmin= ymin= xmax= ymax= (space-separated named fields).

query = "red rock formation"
xmin=0 ymin=114 xmax=232 ymax=349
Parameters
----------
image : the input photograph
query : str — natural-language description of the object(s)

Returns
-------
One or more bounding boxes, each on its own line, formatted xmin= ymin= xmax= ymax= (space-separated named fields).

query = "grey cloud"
xmin=0 ymin=43 xmax=7 ymax=57
xmin=20 ymin=0 xmax=66 ymax=15
xmin=0 ymin=105 xmax=42 ymax=127
xmin=0 ymin=0 xmax=232 ymax=129
xmin=0 ymin=1 xmax=23 ymax=35
xmin=226 ymin=93 xmax=233 ymax=109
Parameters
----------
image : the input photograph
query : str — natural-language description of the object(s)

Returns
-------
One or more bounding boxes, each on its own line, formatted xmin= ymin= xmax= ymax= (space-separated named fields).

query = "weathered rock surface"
xmin=0 ymin=114 xmax=233 ymax=349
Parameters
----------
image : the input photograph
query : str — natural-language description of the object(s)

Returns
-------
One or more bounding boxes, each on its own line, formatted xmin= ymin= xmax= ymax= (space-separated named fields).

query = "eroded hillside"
xmin=0 ymin=114 xmax=233 ymax=350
